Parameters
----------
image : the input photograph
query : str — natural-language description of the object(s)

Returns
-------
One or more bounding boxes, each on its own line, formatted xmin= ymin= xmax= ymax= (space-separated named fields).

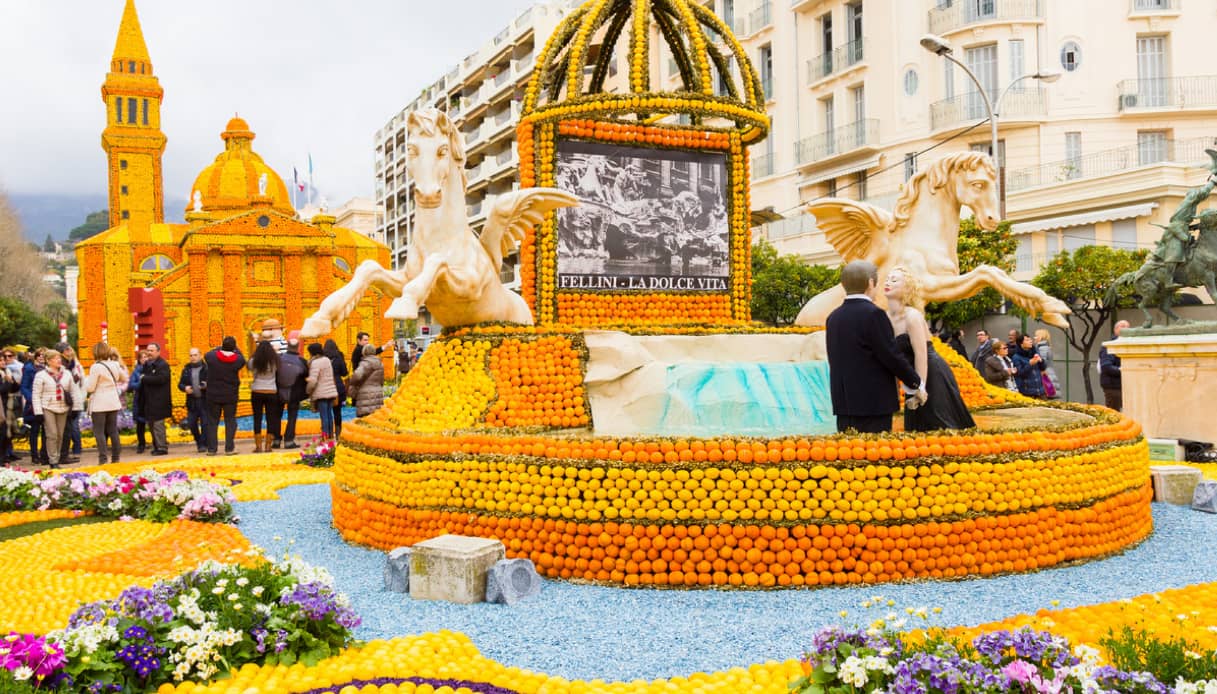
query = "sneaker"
xmin=225 ymin=450 xmax=237 ymax=456
xmin=196 ymin=447 xmax=207 ymax=453
xmin=136 ymin=444 xmax=146 ymax=455
xmin=270 ymin=439 xmax=282 ymax=449
xmin=206 ymin=451 xmax=218 ymax=457
xmin=283 ymin=441 xmax=299 ymax=450
xmin=150 ymin=449 xmax=169 ymax=456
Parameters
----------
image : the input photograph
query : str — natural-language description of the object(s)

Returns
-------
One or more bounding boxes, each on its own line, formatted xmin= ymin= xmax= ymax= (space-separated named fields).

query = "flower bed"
xmin=76 ymin=454 xmax=334 ymax=502
xmin=0 ymin=469 xmax=234 ymax=524
xmin=0 ymin=555 xmax=359 ymax=692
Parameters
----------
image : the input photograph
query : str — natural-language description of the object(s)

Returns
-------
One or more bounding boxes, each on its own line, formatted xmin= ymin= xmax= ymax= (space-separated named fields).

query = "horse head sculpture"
xmin=406 ymin=109 xmax=466 ymax=211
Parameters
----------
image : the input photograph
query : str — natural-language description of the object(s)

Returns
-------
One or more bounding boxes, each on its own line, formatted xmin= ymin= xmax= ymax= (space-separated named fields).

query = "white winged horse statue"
xmin=794 ymin=151 xmax=1071 ymax=329
xmin=300 ymin=108 xmax=577 ymax=336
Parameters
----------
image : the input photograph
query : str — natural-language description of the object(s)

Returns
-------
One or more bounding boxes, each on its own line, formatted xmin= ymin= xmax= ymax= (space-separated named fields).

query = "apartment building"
xmin=374 ymin=2 xmax=590 ymax=290
xmin=732 ymin=0 xmax=1216 ymax=281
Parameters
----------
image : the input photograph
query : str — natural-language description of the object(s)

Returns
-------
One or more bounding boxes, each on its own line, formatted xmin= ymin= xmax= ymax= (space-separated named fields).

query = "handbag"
xmin=1041 ymin=372 xmax=1057 ymax=398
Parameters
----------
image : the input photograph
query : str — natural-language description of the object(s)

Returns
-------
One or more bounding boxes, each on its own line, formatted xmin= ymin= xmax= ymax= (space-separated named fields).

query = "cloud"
xmin=0 ymin=0 xmax=537 ymax=203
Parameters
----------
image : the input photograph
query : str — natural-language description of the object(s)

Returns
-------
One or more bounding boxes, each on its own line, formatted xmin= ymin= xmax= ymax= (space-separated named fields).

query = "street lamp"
xmin=920 ymin=33 xmax=1060 ymax=217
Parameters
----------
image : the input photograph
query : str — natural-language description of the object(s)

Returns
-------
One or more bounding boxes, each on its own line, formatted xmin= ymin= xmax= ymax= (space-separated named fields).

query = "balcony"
xmin=807 ymin=39 xmax=866 ymax=84
xmin=929 ymin=87 xmax=1046 ymax=131
xmin=515 ymin=6 xmax=534 ymax=31
xmin=795 ymin=119 xmax=879 ymax=166
xmin=1116 ymin=76 xmax=1217 ymax=112
xmin=513 ymin=51 xmax=535 ymax=76
xmin=752 ymin=151 xmax=776 ymax=178
xmin=467 ymin=200 xmax=484 ymax=220
xmin=1129 ymin=0 xmax=1180 ymax=12
xmin=1006 ymin=136 xmax=1217 ymax=193
xmin=749 ymin=1 xmax=772 ymax=34
xmin=927 ymin=0 xmax=1043 ymax=36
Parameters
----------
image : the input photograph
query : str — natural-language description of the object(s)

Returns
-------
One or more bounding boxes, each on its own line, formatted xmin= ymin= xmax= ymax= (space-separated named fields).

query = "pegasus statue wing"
xmin=482 ymin=188 xmax=581 ymax=270
xmin=807 ymin=198 xmax=894 ymax=262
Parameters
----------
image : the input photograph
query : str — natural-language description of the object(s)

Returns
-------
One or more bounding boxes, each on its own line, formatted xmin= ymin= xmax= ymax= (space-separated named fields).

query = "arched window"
xmin=139 ymin=254 xmax=175 ymax=271
xmin=334 ymin=257 xmax=351 ymax=273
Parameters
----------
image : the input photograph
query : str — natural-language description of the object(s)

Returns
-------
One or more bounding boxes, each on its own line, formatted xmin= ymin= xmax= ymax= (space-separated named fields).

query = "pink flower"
xmin=1003 ymin=660 xmax=1037 ymax=684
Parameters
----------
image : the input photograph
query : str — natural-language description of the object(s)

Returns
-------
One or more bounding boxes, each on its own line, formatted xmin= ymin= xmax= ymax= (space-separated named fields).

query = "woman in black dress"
xmin=882 ymin=267 xmax=976 ymax=432
xmin=323 ymin=340 xmax=348 ymax=437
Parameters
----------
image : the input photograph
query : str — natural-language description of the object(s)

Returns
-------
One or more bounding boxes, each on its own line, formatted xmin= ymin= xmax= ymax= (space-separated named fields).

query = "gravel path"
xmin=238 ymin=484 xmax=1217 ymax=682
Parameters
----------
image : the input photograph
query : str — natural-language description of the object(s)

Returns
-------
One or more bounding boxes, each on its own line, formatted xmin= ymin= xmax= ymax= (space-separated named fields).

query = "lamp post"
xmin=920 ymin=33 xmax=1060 ymax=218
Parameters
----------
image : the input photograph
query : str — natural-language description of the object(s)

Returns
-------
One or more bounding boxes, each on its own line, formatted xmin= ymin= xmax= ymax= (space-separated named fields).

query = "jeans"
xmin=206 ymin=401 xmax=238 ymax=453
xmin=314 ymin=399 xmax=334 ymax=438
xmin=59 ymin=411 xmax=81 ymax=461
xmin=184 ymin=397 xmax=209 ymax=451
xmin=250 ymin=392 xmax=281 ymax=438
xmin=150 ymin=419 xmax=167 ymax=452
xmin=282 ymin=399 xmax=301 ymax=443
xmin=91 ymin=409 xmax=121 ymax=464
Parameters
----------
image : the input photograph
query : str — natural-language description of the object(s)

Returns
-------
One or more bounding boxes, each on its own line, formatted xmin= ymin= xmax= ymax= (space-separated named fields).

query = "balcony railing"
xmin=1006 ymin=136 xmax=1217 ymax=192
xmin=513 ymin=51 xmax=535 ymax=75
xmin=493 ymin=27 xmax=511 ymax=46
xmin=927 ymin=0 xmax=1043 ymax=35
xmin=466 ymin=161 xmax=487 ymax=184
xmin=1116 ymin=76 xmax=1217 ymax=111
xmin=467 ymin=201 xmax=483 ymax=218
xmin=1130 ymin=0 xmax=1179 ymax=11
xmin=752 ymin=152 xmax=776 ymax=178
xmin=929 ymin=87 xmax=1046 ymax=131
xmin=807 ymin=39 xmax=866 ymax=83
xmin=494 ymin=69 xmax=513 ymax=88
xmin=515 ymin=6 xmax=534 ymax=30
xmin=749 ymin=1 xmax=772 ymax=33
xmin=795 ymin=119 xmax=879 ymax=165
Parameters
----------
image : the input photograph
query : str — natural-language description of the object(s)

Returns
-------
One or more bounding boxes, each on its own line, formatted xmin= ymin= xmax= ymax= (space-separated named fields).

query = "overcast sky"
xmin=0 ymin=0 xmax=536 ymax=204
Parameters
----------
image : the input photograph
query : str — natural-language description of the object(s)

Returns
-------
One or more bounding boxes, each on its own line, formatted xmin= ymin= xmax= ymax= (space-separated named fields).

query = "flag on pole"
xmin=293 ymin=167 xmax=305 ymax=192
xmin=307 ymin=154 xmax=315 ymax=206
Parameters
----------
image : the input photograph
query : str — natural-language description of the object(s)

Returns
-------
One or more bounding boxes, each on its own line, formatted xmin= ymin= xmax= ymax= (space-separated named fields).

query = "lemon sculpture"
xmin=332 ymin=0 xmax=1152 ymax=589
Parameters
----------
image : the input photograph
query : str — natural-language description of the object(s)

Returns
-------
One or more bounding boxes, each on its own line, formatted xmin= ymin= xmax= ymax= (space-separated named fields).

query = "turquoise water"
xmin=654 ymin=361 xmax=836 ymax=437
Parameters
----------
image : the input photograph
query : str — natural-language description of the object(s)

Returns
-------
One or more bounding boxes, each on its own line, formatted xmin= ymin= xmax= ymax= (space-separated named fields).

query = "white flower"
xmin=227 ymin=593 xmax=239 ymax=601
xmin=1073 ymin=644 xmax=1102 ymax=666
xmin=862 ymin=655 xmax=894 ymax=674
xmin=211 ymin=587 xmax=224 ymax=595
xmin=839 ymin=655 xmax=869 ymax=688
xmin=235 ymin=577 xmax=249 ymax=587
xmin=251 ymin=586 xmax=264 ymax=597
xmin=12 ymin=665 xmax=33 ymax=681
xmin=1175 ymin=679 xmax=1199 ymax=694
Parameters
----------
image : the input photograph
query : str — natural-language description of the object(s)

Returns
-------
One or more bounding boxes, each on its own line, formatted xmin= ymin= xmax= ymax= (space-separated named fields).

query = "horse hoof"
xmin=300 ymin=316 xmax=331 ymax=338
xmin=1042 ymin=312 xmax=1071 ymax=330
xmin=385 ymin=297 xmax=419 ymax=320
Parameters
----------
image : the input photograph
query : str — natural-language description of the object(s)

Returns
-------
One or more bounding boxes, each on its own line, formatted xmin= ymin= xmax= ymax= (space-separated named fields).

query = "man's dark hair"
xmin=221 ymin=336 xmax=237 ymax=351
xmin=356 ymin=332 xmax=370 ymax=341
xmin=840 ymin=260 xmax=878 ymax=295
xmin=977 ymin=329 xmax=989 ymax=338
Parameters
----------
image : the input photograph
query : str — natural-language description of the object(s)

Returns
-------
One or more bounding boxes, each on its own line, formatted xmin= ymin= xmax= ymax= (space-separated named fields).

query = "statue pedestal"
xmin=1106 ymin=332 xmax=1217 ymax=442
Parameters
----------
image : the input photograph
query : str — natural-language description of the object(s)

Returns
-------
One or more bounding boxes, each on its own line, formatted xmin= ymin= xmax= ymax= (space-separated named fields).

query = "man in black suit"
xmin=826 ymin=260 xmax=925 ymax=433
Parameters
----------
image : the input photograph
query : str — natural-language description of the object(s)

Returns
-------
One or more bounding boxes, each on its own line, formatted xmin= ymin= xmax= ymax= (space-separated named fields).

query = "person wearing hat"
xmin=256 ymin=318 xmax=289 ymax=355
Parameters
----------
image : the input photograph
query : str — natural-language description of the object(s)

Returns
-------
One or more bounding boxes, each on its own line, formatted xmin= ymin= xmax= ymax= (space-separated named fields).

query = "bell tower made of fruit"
xmin=101 ymin=0 xmax=166 ymax=232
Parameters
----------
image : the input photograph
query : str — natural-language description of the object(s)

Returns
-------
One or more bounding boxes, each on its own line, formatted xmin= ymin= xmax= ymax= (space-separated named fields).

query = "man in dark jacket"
xmin=276 ymin=338 xmax=309 ymax=449
xmin=203 ymin=337 xmax=246 ymax=456
xmin=139 ymin=343 xmax=174 ymax=455
xmin=350 ymin=331 xmax=392 ymax=372
xmin=1099 ymin=320 xmax=1130 ymax=411
xmin=970 ymin=329 xmax=993 ymax=372
xmin=825 ymin=260 xmax=924 ymax=433
xmin=177 ymin=348 xmax=209 ymax=453
xmin=20 ymin=349 xmax=47 ymax=464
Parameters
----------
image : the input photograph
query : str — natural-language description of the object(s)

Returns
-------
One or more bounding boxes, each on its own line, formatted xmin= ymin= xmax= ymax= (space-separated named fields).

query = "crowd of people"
xmin=0 ymin=327 xmax=419 ymax=467
xmin=967 ymin=327 xmax=1062 ymax=401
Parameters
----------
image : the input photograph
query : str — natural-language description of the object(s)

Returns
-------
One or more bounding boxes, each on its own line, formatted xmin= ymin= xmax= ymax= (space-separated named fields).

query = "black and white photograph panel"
xmin=555 ymin=140 xmax=730 ymax=292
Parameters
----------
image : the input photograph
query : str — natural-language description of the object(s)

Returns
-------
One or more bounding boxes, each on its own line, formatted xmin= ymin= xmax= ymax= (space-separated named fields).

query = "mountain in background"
xmin=9 ymin=193 xmax=187 ymax=243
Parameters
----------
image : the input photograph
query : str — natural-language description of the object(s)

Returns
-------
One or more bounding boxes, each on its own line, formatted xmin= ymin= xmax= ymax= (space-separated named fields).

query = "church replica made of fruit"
xmin=75 ymin=0 xmax=392 ymax=409
xmin=329 ymin=0 xmax=1149 ymax=590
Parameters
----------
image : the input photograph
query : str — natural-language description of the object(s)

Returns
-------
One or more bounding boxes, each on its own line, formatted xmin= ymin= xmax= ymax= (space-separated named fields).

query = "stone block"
xmin=1149 ymin=465 xmax=1203 ymax=505
xmin=486 ymin=558 xmax=542 ymax=605
xmin=383 ymin=546 xmax=412 ymax=593
xmin=410 ymin=534 xmax=504 ymax=604
xmin=1192 ymin=479 xmax=1217 ymax=514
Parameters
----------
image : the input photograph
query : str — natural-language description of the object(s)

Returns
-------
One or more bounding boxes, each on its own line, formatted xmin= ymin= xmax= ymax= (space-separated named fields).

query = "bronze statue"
xmin=1109 ymin=150 xmax=1217 ymax=327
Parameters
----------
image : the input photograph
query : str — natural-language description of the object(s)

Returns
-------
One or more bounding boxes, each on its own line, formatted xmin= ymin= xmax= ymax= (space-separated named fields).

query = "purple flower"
xmin=279 ymin=582 xmax=361 ymax=629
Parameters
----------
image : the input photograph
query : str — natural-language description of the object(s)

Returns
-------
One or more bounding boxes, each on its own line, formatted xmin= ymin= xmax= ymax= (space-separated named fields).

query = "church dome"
xmin=187 ymin=117 xmax=294 ymax=216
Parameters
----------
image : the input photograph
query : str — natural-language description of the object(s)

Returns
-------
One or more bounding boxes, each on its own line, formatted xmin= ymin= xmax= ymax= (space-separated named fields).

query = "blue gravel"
xmin=227 ymin=406 xmax=358 ymax=432
xmin=237 ymin=485 xmax=1217 ymax=682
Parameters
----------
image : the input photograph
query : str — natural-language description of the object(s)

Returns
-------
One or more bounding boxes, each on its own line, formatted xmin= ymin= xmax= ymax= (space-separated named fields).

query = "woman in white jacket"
xmin=32 ymin=350 xmax=73 ymax=468
xmin=85 ymin=343 xmax=129 ymax=465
